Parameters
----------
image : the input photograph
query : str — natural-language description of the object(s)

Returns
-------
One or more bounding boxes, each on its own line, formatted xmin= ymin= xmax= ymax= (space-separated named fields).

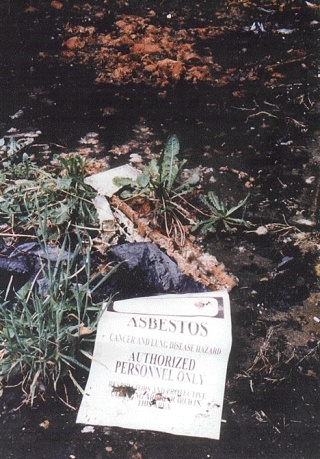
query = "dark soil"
xmin=0 ymin=1 xmax=320 ymax=458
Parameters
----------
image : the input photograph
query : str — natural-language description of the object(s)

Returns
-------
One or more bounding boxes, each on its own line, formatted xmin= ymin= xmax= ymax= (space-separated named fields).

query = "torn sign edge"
xmin=76 ymin=291 xmax=232 ymax=440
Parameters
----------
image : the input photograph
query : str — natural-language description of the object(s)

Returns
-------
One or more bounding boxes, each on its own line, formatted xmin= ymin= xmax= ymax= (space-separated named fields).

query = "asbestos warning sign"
xmin=77 ymin=291 xmax=232 ymax=440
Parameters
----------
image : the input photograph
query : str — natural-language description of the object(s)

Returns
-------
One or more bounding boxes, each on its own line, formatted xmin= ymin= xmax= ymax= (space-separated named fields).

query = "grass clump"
xmin=0 ymin=138 xmax=116 ymax=406
xmin=0 ymin=226 xmax=116 ymax=407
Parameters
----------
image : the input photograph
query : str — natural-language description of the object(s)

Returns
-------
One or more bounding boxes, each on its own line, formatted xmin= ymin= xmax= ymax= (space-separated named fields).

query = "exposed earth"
xmin=0 ymin=1 xmax=320 ymax=458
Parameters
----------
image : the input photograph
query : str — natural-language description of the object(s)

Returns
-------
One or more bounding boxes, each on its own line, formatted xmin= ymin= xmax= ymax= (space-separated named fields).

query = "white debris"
xmin=255 ymin=226 xmax=268 ymax=236
xmin=79 ymin=132 xmax=99 ymax=145
xmin=275 ymin=28 xmax=297 ymax=35
xmin=305 ymin=176 xmax=316 ymax=184
xmin=291 ymin=217 xmax=316 ymax=227
xmin=84 ymin=164 xmax=140 ymax=197
xmin=113 ymin=207 xmax=150 ymax=243
xmin=243 ymin=22 xmax=266 ymax=34
xmin=246 ymin=226 xmax=268 ymax=236
xmin=81 ymin=425 xmax=95 ymax=433
xmin=10 ymin=109 xmax=24 ymax=119
xmin=129 ymin=153 xmax=143 ymax=164
xmin=92 ymin=195 xmax=115 ymax=235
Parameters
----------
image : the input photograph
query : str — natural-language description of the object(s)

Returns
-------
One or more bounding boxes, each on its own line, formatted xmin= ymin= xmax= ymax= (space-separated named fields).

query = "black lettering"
xmin=127 ymin=362 xmax=134 ymax=375
xmin=159 ymin=318 xmax=167 ymax=331
xmin=179 ymin=320 xmax=186 ymax=334
xmin=128 ymin=352 xmax=136 ymax=362
xmin=127 ymin=317 xmax=137 ymax=327
xmin=157 ymin=354 xmax=165 ymax=366
xmin=177 ymin=371 xmax=185 ymax=382
xmin=174 ymin=357 xmax=182 ymax=368
xmin=200 ymin=322 xmax=208 ymax=337
xmin=149 ymin=318 xmax=157 ymax=329
xmin=188 ymin=321 xmax=199 ymax=336
xmin=128 ymin=316 xmax=209 ymax=337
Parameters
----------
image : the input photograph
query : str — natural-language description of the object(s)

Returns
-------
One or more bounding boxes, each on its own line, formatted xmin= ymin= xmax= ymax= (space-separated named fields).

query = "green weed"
xmin=114 ymin=135 xmax=199 ymax=201
xmin=114 ymin=135 xmax=251 ymax=238
xmin=0 ymin=151 xmax=98 ymax=238
xmin=114 ymin=135 xmax=200 ymax=238
xmin=192 ymin=191 xmax=251 ymax=234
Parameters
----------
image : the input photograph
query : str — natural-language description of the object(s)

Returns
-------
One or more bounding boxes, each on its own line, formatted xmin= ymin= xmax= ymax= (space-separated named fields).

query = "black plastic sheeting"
xmin=0 ymin=244 xmax=35 ymax=299
xmin=0 ymin=241 xmax=69 ymax=300
xmin=105 ymin=242 xmax=207 ymax=299
xmin=0 ymin=241 xmax=206 ymax=302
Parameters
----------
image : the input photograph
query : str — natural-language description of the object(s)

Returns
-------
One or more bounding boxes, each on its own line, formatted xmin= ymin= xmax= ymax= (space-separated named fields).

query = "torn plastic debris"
xmin=102 ymin=242 xmax=208 ymax=300
xmin=0 ymin=240 xmax=206 ymax=303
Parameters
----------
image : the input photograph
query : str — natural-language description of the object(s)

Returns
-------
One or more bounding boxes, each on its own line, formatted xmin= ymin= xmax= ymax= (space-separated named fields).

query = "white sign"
xmin=77 ymin=291 xmax=232 ymax=440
